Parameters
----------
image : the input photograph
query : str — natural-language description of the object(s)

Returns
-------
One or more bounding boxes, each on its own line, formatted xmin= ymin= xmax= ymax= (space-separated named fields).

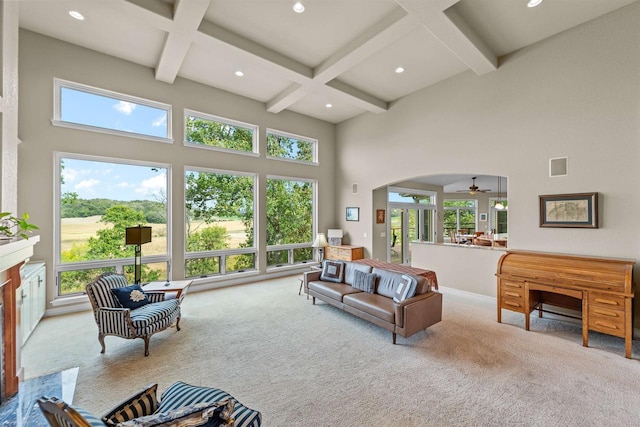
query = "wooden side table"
xmin=144 ymin=280 xmax=193 ymax=302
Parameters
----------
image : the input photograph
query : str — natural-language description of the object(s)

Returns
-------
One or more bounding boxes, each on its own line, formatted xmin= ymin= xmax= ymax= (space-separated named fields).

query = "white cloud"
xmin=62 ymin=168 xmax=78 ymax=183
xmin=152 ymin=115 xmax=167 ymax=128
xmin=113 ymin=101 xmax=136 ymax=115
xmin=135 ymin=173 xmax=166 ymax=196
xmin=75 ymin=179 xmax=100 ymax=190
xmin=116 ymin=182 xmax=131 ymax=188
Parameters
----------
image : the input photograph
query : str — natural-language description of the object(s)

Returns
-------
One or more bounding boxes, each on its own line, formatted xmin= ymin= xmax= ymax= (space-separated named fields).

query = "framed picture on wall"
xmin=539 ymin=192 xmax=598 ymax=228
xmin=346 ymin=207 xmax=359 ymax=221
xmin=479 ymin=213 xmax=487 ymax=221
xmin=376 ymin=209 xmax=385 ymax=224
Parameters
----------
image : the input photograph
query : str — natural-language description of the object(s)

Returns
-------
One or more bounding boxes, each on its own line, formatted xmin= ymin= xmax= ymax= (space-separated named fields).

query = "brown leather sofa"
xmin=304 ymin=261 xmax=442 ymax=343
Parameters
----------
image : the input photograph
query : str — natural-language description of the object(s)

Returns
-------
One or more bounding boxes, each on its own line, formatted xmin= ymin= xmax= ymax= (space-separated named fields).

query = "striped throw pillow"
xmin=352 ymin=269 xmax=376 ymax=293
xmin=102 ymin=384 xmax=158 ymax=425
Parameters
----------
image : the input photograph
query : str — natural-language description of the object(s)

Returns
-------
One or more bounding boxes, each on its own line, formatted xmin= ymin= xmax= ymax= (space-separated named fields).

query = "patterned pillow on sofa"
xmin=114 ymin=400 xmax=234 ymax=427
xmin=320 ymin=260 xmax=345 ymax=283
xmin=393 ymin=275 xmax=418 ymax=303
xmin=351 ymin=269 xmax=376 ymax=293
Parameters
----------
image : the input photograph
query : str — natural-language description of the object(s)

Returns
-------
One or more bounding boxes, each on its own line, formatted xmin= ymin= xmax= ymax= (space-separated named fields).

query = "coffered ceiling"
xmin=18 ymin=0 xmax=637 ymax=124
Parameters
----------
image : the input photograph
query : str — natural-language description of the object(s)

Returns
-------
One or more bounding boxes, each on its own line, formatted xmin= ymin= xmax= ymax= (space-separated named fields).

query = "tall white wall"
xmin=17 ymin=30 xmax=336 ymax=310
xmin=337 ymin=2 xmax=640 ymax=261
xmin=336 ymin=2 xmax=640 ymax=323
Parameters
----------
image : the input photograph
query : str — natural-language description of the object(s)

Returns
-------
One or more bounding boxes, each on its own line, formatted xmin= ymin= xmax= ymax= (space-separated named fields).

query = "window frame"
xmin=444 ymin=199 xmax=478 ymax=236
xmin=52 ymin=78 xmax=173 ymax=143
xmin=183 ymin=108 xmax=259 ymax=156
xmin=54 ymin=152 xmax=172 ymax=298
xmin=266 ymin=128 xmax=318 ymax=165
xmin=183 ymin=166 xmax=258 ymax=279
xmin=265 ymin=174 xmax=317 ymax=270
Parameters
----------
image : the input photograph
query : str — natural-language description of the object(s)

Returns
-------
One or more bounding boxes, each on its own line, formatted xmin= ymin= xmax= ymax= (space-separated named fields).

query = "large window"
xmin=266 ymin=177 xmax=315 ymax=267
xmin=444 ymin=200 xmax=477 ymax=237
xmin=53 ymin=79 xmax=171 ymax=142
xmin=56 ymin=154 xmax=170 ymax=296
xmin=266 ymin=129 xmax=317 ymax=164
xmin=387 ymin=187 xmax=436 ymax=264
xmin=184 ymin=109 xmax=257 ymax=154
xmin=184 ymin=168 xmax=256 ymax=278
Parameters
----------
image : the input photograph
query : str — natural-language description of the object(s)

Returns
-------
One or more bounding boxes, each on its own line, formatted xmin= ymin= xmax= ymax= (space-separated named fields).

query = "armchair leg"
xmin=99 ymin=334 xmax=106 ymax=354
xmin=143 ymin=336 xmax=150 ymax=357
xmin=176 ymin=316 xmax=181 ymax=331
xmin=392 ymin=332 xmax=397 ymax=345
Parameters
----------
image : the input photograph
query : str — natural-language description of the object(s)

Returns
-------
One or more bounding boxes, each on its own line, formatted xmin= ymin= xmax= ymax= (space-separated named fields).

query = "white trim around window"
xmin=52 ymin=78 xmax=173 ymax=143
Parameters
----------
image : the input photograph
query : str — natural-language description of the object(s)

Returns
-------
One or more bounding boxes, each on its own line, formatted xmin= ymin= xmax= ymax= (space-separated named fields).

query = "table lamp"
xmin=327 ymin=229 xmax=343 ymax=246
xmin=125 ymin=225 xmax=152 ymax=284
xmin=312 ymin=232 xmax=329 ymax=264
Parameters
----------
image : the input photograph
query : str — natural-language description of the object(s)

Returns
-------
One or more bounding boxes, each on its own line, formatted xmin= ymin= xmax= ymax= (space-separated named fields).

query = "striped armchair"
xmin=86 ymin=272 xmax=181 ymax=356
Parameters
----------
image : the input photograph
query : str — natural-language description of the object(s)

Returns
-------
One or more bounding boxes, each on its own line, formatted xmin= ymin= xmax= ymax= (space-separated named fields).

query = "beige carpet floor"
xmin=22 ymin=275 xmax=640 ymax=426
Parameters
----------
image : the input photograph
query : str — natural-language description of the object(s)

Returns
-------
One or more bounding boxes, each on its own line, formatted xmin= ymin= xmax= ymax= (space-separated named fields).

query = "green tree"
xmin=266 ymin=134 xmax=313 ymax=162
xmin=185 ymin=116 xmax=253 ymax=151
xmin=86 ymin=205 xmax=146 ymax=260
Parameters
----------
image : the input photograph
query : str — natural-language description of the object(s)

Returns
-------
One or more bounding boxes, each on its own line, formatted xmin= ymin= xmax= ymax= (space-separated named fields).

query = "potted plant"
xmin=0 ymin=212 xmax=39 ymax=240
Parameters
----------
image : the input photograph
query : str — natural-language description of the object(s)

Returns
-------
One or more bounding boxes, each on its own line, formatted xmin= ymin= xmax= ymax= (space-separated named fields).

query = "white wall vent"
xmin=549 ymin=157 xmax=568 ymax=177
xmin=352 ymin=183 xmax=358 ymax=194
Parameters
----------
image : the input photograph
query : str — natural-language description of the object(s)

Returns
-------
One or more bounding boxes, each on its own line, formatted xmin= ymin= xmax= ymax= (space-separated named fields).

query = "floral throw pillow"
xmin=111 ymin=284 xmax=150 ymax=310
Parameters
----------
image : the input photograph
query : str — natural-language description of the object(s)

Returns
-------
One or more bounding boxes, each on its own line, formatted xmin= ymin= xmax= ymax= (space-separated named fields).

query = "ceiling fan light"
xmin=495 ymin=202 xmax=505 ymax=210
xmin=527 ymin=0 xmax=543 ymax=8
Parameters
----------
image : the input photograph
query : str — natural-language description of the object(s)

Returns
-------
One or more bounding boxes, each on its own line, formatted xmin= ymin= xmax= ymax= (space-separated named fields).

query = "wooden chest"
xmin=325 ymin=245 xmax=364 ymax=262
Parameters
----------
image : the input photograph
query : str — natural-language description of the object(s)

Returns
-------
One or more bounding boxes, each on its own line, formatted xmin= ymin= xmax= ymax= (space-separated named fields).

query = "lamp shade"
xmin=327 ymin=229 xmax=343 ymax=238
xmin=125 ymin=225 xmax=152 ymax=245
xmin=312 ymin=232 xmax=328 ymax=248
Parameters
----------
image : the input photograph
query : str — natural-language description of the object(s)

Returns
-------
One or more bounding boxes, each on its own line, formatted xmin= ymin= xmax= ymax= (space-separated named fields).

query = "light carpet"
xmin=22 ymin=275 xmax=640 ymax=426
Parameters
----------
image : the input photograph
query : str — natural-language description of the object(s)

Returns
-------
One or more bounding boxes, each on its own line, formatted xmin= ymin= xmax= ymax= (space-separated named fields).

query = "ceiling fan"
xmin=457 ymin=177 xmax=491 ymax=195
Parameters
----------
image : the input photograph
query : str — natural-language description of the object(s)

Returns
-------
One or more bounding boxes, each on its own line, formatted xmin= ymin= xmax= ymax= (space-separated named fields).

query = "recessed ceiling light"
xmin=234 ymin=70 xmax=244 ymax=77
xmin=69 ymin=10 xmax=85 ymax=20
xmin=527 ymin=0 xmax=543 ymax=8
xmin=395 ymin=67 xmax=405 ymax=74
xmin=325 ymin=103 xmax=333 ymax=108
xmin=293 ymin=2 xmax=305 ymax=13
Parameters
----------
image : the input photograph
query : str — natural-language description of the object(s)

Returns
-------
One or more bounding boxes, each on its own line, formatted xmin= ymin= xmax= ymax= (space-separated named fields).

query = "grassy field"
xmin=61 ymin=216 xmax=248 ymax=255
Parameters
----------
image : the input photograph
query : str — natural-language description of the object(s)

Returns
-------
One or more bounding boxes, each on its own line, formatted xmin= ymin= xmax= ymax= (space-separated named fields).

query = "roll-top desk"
xmin=497 ymin=250 xmax=635 ymax=358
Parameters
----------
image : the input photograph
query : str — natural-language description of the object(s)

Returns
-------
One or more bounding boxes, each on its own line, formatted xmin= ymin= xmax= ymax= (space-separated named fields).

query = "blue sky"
xmin=61 ymin=87 xmax=167 ymax=138
xmin=61 ymin=158 xmax=166 ymax=202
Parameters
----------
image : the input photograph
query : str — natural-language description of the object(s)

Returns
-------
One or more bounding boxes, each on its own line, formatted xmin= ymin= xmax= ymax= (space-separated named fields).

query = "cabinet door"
xmin=32 ymin=268 xmax=46 ymax=327
xmin=19 ymin=280 xmax=33 ymax=346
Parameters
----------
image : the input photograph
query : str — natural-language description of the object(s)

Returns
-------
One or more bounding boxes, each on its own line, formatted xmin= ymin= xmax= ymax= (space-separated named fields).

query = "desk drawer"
xmin=501 ymin=297 xmax=526 ymax=313
xmin=588 ymin=305 xmax=625 ymax=337
xmin=589 ymin=292 xmax=626 ymax=309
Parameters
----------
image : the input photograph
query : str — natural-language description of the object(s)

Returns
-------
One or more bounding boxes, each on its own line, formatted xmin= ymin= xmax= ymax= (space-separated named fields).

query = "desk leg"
xmin=582 ymin=291 xmax=588 ymax=348
xmin=625 ymin=297 xmax=632 ymax=358
xmin=524 ymin=282 xmax=530 ymax=331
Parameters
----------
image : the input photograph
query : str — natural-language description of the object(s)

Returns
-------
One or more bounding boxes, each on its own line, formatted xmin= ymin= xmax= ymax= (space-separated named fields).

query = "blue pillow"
xmin=111 ymin=284 xmax=150 ymax=310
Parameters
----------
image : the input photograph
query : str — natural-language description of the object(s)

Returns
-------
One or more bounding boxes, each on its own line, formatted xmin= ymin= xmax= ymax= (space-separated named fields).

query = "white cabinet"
xmin=19 ymin=262 xmax=46 ymax=346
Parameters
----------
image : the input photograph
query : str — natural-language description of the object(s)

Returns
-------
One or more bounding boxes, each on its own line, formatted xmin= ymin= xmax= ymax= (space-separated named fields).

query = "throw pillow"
xmin=114 ymin=399 xmax=235 ymax=427
xmin=320 ymin=260 xmax=345 ymax=283
xmin=393 ymin=274 xmax=418 ymax=303
xmin=111 ymin=284 xmax=150 ymax=310
xmin=102 ymin=384 xmax=159 ymax=425
xmin=351 ymin=269 xmax=376 ymax=293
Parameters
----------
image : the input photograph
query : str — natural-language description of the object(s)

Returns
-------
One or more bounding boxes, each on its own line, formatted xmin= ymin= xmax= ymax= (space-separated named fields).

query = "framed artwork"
xmin=376 ymin=209 xmax=385 ymax=224
xmin=539 ymin=192 xmax=598 ymax=228
xmin=479 ymin=213 xmax=487 ymax=221
xmin=346 ymin=207 xmax=359 ymax=222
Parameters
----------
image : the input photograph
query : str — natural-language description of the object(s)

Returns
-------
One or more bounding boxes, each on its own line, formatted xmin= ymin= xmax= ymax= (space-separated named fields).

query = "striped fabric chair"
xmin=37 ymin=381 xmax=262 ymax=427
xmin=86 ymin=272 xmax=181 ymax=356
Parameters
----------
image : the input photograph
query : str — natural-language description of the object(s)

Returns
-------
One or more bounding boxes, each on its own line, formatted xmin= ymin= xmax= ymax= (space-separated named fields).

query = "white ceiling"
xmin=18 ymin=0 xmax=637 ymax=124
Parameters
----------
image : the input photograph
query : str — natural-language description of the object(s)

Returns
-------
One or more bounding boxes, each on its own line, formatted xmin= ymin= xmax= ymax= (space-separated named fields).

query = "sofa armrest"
xmin=394 ymin=291 xmax=442 ymax=331
xmin=304 ymin=270 xmax=322 ymax=285
xmin=96 ymin=307 xmax=135 ymax=336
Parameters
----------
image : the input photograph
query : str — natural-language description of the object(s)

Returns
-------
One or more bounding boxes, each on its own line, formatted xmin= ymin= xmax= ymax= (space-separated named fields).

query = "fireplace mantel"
xmin=0 ymin=235 xmax=39 ymax=401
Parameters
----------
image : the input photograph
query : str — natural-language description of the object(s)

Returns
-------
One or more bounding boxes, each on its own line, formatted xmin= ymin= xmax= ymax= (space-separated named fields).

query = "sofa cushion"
xmin=343 ymin=293 xmax=395 ymax=323
xmin=112 ymin=284 xmax=150 ymax=310
xmin=343 ymin=262 xmax=373 ymax=286
xmin=351 ymin=270 xmax=376 ymax=293
xmin=320 ymin=260 xmax=345 ymax=283
xmin=393 ymin=275 xmax=417 ymax=303
xmin=158 ymin=381 xmax=261 ymax=427
xmin=308 ymin=281 xmax=361 ymax=301
xmin=372 ymin=268 xmax=406 ymax=298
